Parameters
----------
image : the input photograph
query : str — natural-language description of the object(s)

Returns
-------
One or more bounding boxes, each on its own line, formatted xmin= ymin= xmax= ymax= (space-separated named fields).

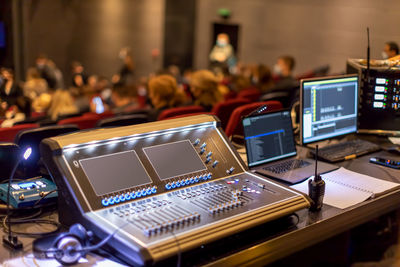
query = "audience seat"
xmin=164 ymin=112 xmax=214 ymax=120
xmin=14 ymin=124 xmax=79 ymax=177
xmin=224 ymin=91 xmax=238 ymax=101
xmin=97 ymin=114 xmax=149 ymax=127
xmin=58 ymin=113 xmax=99 ymax=129
xmin=158 ymin=106 xmax=206 ymax=120
xmin=260 ymin=91 xmax=291 ymax=108
xmin=237 ymin=87 xmax=261 ymax=102
xmin=0 ymin=123 xmax=39 ymax=142
xmin=212 ymin=98 xmax=250 ymax=130
xmin=83 ymin=110 xmax=115 ymax=120
xmin=224 ymin=101 xmax=283 ymax=138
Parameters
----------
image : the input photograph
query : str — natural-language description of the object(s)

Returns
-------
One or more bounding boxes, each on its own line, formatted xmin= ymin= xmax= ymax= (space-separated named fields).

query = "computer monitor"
xmin=300 ymin=75 xmax=359 ymax=145
xmin=243 ymin=109 xmax=296 ymax=167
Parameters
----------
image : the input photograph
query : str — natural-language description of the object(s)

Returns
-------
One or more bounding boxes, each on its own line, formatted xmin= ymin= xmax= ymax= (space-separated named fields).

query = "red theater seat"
xmin=158 ymin=106 xmax=206 ymax=120
xmin=224 ymin=101 xmax=282 ymax=138
xmin=0 ymin=123 xmax=39 ymax=142
xmin=212 ymin=98 xmax=250 ymax=130
xmin=58 ymin=114 xmax=99 ymax=129
xmin=237 ymin=87 xmax=261 ymax=102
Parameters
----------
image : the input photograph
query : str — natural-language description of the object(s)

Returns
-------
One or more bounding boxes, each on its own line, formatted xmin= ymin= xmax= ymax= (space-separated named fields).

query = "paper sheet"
xmin=291 ymin=167 xmax=400 ymax=209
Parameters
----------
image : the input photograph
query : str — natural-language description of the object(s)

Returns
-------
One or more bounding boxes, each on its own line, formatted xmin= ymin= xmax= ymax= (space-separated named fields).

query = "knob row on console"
xmin=102 ymin=186 xmax=157 ymax=207
xmin=165 ymin=173 xmax=212 ymax=190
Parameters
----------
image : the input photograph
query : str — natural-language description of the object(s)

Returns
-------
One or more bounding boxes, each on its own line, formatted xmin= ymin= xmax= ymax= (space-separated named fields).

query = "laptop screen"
xmin=300 ymin=75 xmax=359 ymax=144
xmin=243 ymin=110 xmax=296 ymax=167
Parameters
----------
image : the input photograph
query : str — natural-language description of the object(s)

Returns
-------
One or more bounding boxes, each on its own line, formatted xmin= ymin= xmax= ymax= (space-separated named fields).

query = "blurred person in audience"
xmin=23 ymin=67 xmax=48 ymax=100
xmin=111 ymin=84 xmax=140 ymax=114
xmin=231 ymin=74 xmax=252 ymax=93
xmin=47 ymin=89 xmax=78 ymax=121
xmin=271 ymin=55 xmax=298 ymax=92
xmin=190 ymin=70 xmax=223 ymax=111
xmin=112 ymin=47 xmax=135 ymax=85
xmin=1 ymin=96 xmax=31 ymax=127
xmin=71 ymin=61 xmax=88 ymax=88
xmin=0 ymin=68 xmax=23 ymax=108
xmin=35 ymin=54 xmax=57 ymax=90
xmin=32 ymin=93 xmax=52 ymax=113
xmin=209 ymin=33 xmax=236 ymax=70
xmin=382 ymin=41 xmax=399 ymax=59
xmin=254 ymin=64 xmax=274 ymax=93
xmin=148 ymin=74 xmax=187 ymax=120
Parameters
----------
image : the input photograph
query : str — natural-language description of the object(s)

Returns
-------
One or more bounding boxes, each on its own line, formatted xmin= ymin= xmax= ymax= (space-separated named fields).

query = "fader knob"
xmin=193 ymin=139 xmax=200 ymax=146
xmin=212 ymin=160 xmax=219 ymax=168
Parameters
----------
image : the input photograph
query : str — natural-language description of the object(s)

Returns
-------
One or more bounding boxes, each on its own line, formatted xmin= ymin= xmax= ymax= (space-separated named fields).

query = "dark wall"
xmin=21 ymin=0 xmax=164 ymax=85
xmin=163 ymin=0 xmax=196 ymax=72
xmin=0 ymin=0 xmax=14 ymax=69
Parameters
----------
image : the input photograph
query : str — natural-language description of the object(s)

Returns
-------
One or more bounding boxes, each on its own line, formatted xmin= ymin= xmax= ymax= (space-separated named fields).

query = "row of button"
xmin=102 ymin=186 xmax=157 ymax=206
xmin=208 ymin=199 xmax=242 ymax=214
xmin=141 ymin=212 xmax=201 ymax=236
xmin=165 ymin=173 xmax=212 ymax=190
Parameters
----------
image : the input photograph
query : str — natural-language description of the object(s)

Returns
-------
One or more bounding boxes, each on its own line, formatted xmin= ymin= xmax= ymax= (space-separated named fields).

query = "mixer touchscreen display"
xmin=143 ymin=140 xmax=206 ymax=180
xmin=80 ymin=151 xmax=152 ymax=196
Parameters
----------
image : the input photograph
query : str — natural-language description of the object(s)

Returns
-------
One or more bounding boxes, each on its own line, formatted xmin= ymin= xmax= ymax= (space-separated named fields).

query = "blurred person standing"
xmin=71 ymin=61 xmax=88 ymax=88
xmin=209 ymin=33 xmax=236 ymax=70
xmin=112 ymin=47 xmax=135 ymax=86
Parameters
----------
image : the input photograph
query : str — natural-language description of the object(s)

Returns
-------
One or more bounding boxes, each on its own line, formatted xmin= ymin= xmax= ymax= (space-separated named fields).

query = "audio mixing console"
xmin=41 ymin=115 xmax=310 ymax=266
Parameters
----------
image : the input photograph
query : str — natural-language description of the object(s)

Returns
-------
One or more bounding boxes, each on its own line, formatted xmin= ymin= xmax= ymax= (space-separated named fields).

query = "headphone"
xmin=33 ymin=223 xmax=95 ymax=265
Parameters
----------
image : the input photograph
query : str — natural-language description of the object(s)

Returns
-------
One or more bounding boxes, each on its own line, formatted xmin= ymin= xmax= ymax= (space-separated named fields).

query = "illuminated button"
xmin=212 ymin=160 xmax=219 ymax=168
xmin=165 ymin=183 xmax=172 ymax=190
xmin=151 ymin=186 xmax=157 ymax=193
xmin=171 ymin=182 xmax=176 ymax=189
xmin=141 ymin=189 xmax=147 ymax=196
xmin=11 ymin=184 xmax=20 ymax=190
xmin=130 ymin=192 xmax=136 ymax=199
xmin=108 ymin=197 xmax=115 ymax=205
xmin=114 ymin=196 xmax=120 ymax=203
xmin=119 ymin=195 xmax=125 ymax=202
xmin=125 ymin=193 xmax=131 ymax=200
xmin=207 ymin=173 xmax=212 ymax=179
xmin=202 ymin=175 xmax=208 ymax=180
xmin=185 ymin=178 xmax=190 ymax=185
xmin=175 ymin=181 xmax=181 ymax=187
xmin=101 ymin=199 xmax=109 ymax=206
xmin=136 ymin=191 xmax=142 ymax=198
xmin=190 ymin=177 xmax=195 ymax=184
xmin=193 ymin=139 xmax=200 ymax=146
xmin=146 ymin=188 xmax=152 ymax=195
xmin=194 ymin=176 xmax=199 ymax=183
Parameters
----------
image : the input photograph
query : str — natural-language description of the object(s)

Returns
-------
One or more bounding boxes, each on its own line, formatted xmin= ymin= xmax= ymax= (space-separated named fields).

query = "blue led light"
xmin=125 ymin=193 xmax=131 ymax=200
xmin=130 ymin=192 xmax=136 ymax=199
xmin=171 ymin=182 xmax=176 ymax=189
xmin=146 ymin=188 xmax=152 ymax=195
xmin=114 ymin=196 xmax=120 ymax=203
xmin=23 ymin=147 xmax=32 ymax=160
xmin=101 ymin=199 xmax=109 ymax=206
xmin=190 ymin=178 xmax=194 ymax=184
xmin=141 ymin=189 xmax=147 ymax=196
xmin=119 ymin=195 xmax=125 ymax=202
xmin=208 ymin=173 xmax=212 ymax=179
xmin=175 ymin=181 xmax=181 ymax=188
xmin=136 ymin=191 xmax=142 ymax=198
xmin=108 ymin=198 xmax=115 ymax=205
xmin=194 ymin=176 xmax=199 ymax=183
xmin=151 ymin=187 xmax=157 ymax=193
xmin=165 ymin=184 xmax=171 ymax=190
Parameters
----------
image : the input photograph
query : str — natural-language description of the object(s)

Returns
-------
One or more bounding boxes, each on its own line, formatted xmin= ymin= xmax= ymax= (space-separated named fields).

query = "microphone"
xmin=308 ymin=145 xmax=325 ymax=211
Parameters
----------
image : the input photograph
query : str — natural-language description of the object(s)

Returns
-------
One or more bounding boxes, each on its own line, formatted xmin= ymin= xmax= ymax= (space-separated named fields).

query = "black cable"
xmin=2 ymin=216 xmax=61 ymax=237
xmin=33 ymin=189 xmax=58 ymax=206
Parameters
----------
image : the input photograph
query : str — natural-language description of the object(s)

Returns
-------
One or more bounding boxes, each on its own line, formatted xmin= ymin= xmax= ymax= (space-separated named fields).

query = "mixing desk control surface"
xmin=41 ymin=115 xmax=310 ymax=266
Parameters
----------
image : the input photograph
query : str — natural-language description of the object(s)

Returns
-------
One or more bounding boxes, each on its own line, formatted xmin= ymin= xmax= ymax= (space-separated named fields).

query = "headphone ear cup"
xmin=69 ymin=223 xmax=88 ymax=244
xmin=54 ymin=234 xmax=83 ymax=266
